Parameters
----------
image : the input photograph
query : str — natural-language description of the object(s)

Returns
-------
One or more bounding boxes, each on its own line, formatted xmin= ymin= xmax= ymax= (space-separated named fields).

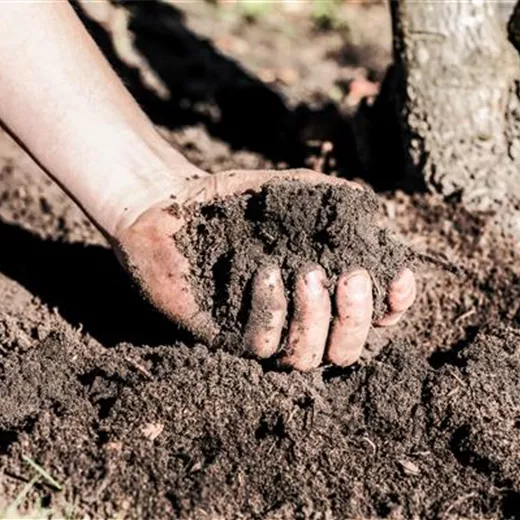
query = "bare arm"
xmin=0 ymin=1 xmax=199 ymax=237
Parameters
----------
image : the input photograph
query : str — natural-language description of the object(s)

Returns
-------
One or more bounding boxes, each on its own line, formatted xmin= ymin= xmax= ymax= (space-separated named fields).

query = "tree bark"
xmin=388 ymin=0 xmax=520 ymax=233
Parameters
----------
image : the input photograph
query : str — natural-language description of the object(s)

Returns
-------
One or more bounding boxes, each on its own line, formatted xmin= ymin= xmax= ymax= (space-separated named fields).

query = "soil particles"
xmin=177 ymin=180 xmax=412 ymax=352
xmin=1 ymin=1 xmax=520 ymax=519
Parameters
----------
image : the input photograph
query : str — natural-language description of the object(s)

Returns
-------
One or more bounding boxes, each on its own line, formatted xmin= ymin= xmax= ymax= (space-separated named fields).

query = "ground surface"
xmin=1 ymin=1 xmax=520 ymax=518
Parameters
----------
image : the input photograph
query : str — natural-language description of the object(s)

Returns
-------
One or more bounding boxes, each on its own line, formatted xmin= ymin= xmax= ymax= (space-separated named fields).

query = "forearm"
xmin=0 ymin=1 xmax=198 ymax=237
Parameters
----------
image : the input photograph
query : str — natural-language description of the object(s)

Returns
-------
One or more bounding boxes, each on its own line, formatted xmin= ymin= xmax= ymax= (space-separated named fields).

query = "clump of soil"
xmin=176 ymin=180 xmax=413 ymax=350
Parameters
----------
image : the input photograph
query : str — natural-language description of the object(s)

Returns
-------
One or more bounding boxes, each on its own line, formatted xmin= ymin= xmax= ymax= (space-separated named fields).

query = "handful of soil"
xmin=175 ymin=180 xmax=414 ymax=352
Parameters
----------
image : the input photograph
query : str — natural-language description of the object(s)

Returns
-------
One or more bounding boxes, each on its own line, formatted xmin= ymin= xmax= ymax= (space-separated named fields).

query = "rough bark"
xmin=389 ymin=0 xmax=520 ymax=234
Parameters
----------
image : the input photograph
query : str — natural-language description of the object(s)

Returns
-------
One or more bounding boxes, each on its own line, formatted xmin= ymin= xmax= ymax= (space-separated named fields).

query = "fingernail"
xmin=395 ymin=284 xmax=413 ymax=301
xmin=394 ymin=268 xmax=413 ymax=287
xmin=347 ymin=273 xmax=371 ymax=296
xmin=264 ymin=270 xmax=280 ymax=287
xmin=305 ymin=270 xmax=325 ymax=294
xmin=393 ymin=270 xmax=414 ymax=298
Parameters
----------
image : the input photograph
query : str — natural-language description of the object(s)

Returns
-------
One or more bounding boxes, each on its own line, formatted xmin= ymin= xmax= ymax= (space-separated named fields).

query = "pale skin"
xmin=0 ymin=2 xmax=416 ymax=371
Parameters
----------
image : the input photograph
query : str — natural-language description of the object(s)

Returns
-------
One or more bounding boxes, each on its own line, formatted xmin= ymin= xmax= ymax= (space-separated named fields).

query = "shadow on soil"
xmin=74 ymin=0 xmax=367 ymax=179
xmin=0 ymin=221 xmax=180 ymax=347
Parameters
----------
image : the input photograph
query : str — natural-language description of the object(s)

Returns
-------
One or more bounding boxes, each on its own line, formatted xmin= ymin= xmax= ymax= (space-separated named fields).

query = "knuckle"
xmin=269 ymin=299 xmax=287 ymax=314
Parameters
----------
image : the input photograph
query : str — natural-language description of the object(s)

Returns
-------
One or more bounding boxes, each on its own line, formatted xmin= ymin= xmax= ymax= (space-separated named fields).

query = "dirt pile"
xmin=2 ymin=1 xmax=520 ymax=518
xmin=177 ymin=180 xmax=413 ymax=350
xmin=1 ymin=129 xmax=520 ymax=516
xmin=1 ymin=322 xmax=520 ymax=519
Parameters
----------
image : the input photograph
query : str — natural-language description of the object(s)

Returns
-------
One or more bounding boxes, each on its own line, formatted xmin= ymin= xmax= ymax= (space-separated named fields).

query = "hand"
xmin=113 ymin=169 xmax=416 ymax=371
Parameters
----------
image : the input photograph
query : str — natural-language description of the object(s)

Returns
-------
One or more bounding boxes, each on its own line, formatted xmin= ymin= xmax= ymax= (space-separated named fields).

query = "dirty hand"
xmin=0 ymin=2 xmax=414 ymax=371
xmin=113 ymin=169 xmax=416 ymax=371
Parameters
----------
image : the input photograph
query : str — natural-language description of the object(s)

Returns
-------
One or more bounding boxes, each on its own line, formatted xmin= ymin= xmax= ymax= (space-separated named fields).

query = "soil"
xmin=1 ymin=1 xmax=520 ymax=519
xmin=177 ymin=180 xmax=412 ymax=352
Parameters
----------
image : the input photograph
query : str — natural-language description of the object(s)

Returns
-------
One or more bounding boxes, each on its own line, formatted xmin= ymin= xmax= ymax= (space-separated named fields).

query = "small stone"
xmin=142 ymin=423 xmax=164 ymax=441
xmin=398 ymin=459 xmax=420 ymax=476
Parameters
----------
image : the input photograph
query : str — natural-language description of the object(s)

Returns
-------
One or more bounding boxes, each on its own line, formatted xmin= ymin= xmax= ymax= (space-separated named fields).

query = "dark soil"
xmin=177 ymin=180 xmax=412 ymax=352
xmin=1 ymin=2 xmax=520 ymax=519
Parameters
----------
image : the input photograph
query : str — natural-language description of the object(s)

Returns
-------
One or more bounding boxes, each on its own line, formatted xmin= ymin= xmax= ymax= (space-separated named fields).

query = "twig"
xmin=442 ymin=492 xmax=477 ymax=518
xmin=455 ymin=309 xmax=476 ymax=323
xmin=124 ymin=356 xmax=153 ymax=379
xmin=361 ymin=436 xmax=377 ymax=455
xmin=415 ymin=251 xmax=465 ymax=276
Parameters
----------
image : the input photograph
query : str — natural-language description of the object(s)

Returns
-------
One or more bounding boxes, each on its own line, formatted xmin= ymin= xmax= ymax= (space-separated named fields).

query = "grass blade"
xmin=1 ymin=474 xmax=40 ymax=519
xmin=22 ymin=456 xmax=62 ymax=492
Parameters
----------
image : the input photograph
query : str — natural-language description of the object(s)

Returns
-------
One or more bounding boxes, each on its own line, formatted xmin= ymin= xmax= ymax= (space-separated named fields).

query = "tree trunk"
xmin=388 ymin=0 xmax=520 ymax=234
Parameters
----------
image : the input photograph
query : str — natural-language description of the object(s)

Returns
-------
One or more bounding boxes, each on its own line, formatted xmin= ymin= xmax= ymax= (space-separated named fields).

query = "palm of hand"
xmin=113 ymin=170 xmax=416 ymax=371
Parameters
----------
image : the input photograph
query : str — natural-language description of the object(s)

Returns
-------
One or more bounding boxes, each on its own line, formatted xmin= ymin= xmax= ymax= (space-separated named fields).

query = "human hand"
xmin=113 ymin=169 xmax=416 ymax=371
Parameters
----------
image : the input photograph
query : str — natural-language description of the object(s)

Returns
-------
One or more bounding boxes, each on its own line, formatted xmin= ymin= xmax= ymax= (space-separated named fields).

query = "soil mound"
xmin=2 ymin=324 xmax=520 ymax=519
xmin=2 ymin=2 xmax=520 ymax=517
xmin=176 ymin=180 xmax=413 ymax=350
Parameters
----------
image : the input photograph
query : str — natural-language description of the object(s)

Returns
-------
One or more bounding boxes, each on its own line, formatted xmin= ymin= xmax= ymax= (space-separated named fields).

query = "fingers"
xmin=243 ymin=263 xmax=414 ymax=370
xmin=376 ymin=268 xmax=416 ymax=327
xmin=326 ymin=270 xmax=373 ymax=367
xmin=244 ymin=265 xmax=287 ymax=358
xmin=279 ymin=267 xmax=331 ymax=372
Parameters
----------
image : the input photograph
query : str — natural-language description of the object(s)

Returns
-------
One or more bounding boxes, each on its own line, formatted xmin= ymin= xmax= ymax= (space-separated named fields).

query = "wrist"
xmin=73 ymin=129 xmax=205 ymax=239
xmin=105 ymin=166 xmax=184 ymax=239
xmin=96 ymin=154 xmax=203 ymax=240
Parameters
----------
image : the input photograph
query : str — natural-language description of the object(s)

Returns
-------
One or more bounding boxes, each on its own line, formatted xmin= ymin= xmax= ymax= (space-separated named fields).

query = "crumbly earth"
xmin=1 ymin=2 xmax=520 ymax=519
xmin=176 ymin=180 xmax=412 ymax=352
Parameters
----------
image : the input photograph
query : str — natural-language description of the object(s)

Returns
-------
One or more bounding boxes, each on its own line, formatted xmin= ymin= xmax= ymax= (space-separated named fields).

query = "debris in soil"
xmin=1 ymin=146 xmax=520 ymax=518
xmin=176 ymin=180 xmax=414 ymax=351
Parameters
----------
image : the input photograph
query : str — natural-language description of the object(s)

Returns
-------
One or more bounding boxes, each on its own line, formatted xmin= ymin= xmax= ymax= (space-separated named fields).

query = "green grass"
xmin=0 ymin=457 xmax=75 ymax=520
xmin=205 ymin=0 xmax=351 ymax=32
xmin=311 ymin=0 xmax=349 ymax=32
xmin=237 ymin=1 xmax=273 ymax=22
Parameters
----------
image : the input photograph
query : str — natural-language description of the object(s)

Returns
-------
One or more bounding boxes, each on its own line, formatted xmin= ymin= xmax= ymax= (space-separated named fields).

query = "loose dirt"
xmin=177 ymin=180 xmax=412 ymax=351
xmin=1 ymin=2 xmax=520 ymax=519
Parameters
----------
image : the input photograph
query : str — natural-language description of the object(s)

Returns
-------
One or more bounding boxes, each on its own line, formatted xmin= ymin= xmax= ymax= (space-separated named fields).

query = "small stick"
xmin=442 ymin=492 xmax=477 ymax=518
xmin=455 ymin=308 xmax=476 ymax=323
xmin=414 ymin=251 xmax=465 ymax=276
xmin=124 ymin=356 xmax=153 ymax=379
xmin=361 ymin=436 xmax=377 ymax=455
